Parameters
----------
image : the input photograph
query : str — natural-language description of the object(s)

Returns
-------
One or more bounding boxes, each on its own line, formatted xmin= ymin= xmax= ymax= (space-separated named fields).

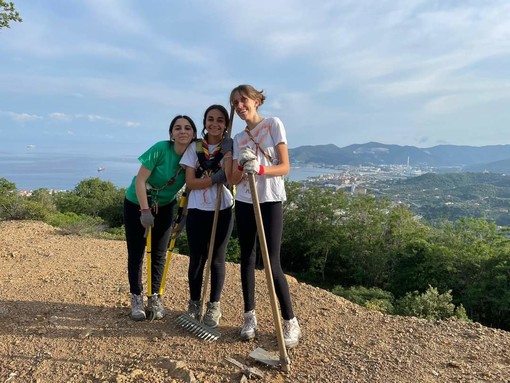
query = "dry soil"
xmin=1 ymin=220 xmax=509 ymax=382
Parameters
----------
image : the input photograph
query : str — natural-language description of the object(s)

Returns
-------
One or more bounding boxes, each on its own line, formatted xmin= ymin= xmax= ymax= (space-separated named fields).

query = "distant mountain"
xmin=464 ymin=157 xmax=510 ymax=174
xmin=289 ymin=142 xmax=510 ymax=171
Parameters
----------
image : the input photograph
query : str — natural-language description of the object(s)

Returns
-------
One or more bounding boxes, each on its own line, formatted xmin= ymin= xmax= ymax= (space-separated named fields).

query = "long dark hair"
xmin=201 ymin=105 xmax=230 ymax=138
xmin=168 ymin=115 xmax=197 ymax=141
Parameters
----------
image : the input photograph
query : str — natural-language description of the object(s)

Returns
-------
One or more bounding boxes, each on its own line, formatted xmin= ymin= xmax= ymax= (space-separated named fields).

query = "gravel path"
xmin=1 ymin=220 xmax=509 ymax=382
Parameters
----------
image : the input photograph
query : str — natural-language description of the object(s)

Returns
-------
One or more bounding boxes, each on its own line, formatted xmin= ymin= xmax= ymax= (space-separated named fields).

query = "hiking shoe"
xmin=240 ymin=310 xmax=257 ymax=340
xmin=203 ymin=301 xmax=221 ymax=328
xmin=187 ymin=300 xmax=201 ymax=319
xmin=146 ymin=294 xmax=166 ymax=320
xmin=283 ymin=317 xmax=302 ymax=348
xmin=130 ymin=293 xmax=146 ymax=321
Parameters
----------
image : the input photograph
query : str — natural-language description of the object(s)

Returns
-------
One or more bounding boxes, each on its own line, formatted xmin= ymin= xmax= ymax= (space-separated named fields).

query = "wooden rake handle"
xmin=247 ymin=173 xmax=290 ymax=372
xmin=199 ymin=184 xmax=223 ymax=320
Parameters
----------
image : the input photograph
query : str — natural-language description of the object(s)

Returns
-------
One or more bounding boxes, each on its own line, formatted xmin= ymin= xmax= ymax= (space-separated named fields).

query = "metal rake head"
xmin=175 ymin=314 xmax=220 ymax=342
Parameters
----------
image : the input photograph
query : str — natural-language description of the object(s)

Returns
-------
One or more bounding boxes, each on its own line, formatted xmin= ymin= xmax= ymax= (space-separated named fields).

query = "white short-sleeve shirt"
xmin=180 ymin=141 xmax=234 ymax=211
xmin=233 ymin=117 xmax=287 ymax=204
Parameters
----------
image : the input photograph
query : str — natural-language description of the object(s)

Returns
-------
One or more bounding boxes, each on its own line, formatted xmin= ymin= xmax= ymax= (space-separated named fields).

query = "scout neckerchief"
xmin=244 ymin=127 xmax=274 ymax=163
xmin=195 ymin=137 xmax=224 ymax=178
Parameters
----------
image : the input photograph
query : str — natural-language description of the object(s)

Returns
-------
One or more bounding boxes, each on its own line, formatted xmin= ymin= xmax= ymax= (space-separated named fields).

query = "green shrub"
xmin=226 ymin=237 xmax=240 ymax=263
xmin=46 ymin=212 xmax=105 ymax=236
xmin=0 ymin=195 xmax=51 ymax=221
xmin=364 ymin=298 xmax=394 ymax=314
xmin=100 ymin=225 xmax=126 ymax=240
xmin=332 ymin=285 xmax=394 ymax=313
xmin=395 ymin=285 xmax=470 ymax=321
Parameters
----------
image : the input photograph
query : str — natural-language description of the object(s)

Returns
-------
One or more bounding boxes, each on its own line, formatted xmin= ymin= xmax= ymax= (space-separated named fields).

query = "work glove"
xmin=221 ymin=137 xmax=233 ymax=155
xmin=243 ymin=159 xmax=260 ymax=174
xmin=140 ymin=209 xmax=154 ymax=237
xmin=238 ymin=147 xmax=257 ymax=166
xmin=211 ymin=168 xmax=227 ymax=185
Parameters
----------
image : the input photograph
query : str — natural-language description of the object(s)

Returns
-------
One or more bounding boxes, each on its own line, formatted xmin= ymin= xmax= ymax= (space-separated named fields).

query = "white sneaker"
xmin=241 ymin=310 xmax=257 ymax=340
xmin=130 ymin=293 xmax=146 ymax=321
xmin=283 ymin=317 xmax=301 ymax=348
xmin=204 ymin=301 xmax=221 ymax=328
xmin=147 ymin=293 xmax=166 ymax=320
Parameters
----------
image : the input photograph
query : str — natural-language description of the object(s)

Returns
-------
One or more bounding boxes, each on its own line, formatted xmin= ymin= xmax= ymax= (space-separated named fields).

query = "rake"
xmin=175 ymin=182 xmax=223 ymax=341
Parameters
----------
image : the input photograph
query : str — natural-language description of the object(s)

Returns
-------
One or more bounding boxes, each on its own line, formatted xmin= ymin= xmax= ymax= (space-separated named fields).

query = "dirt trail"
xmin=1 ymin=220 xmax=509 ymax=382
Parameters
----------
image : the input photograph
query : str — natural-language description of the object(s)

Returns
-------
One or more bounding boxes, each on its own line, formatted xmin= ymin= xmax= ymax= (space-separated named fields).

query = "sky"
xmin=2 ymin=0 xmax=510 ymax=185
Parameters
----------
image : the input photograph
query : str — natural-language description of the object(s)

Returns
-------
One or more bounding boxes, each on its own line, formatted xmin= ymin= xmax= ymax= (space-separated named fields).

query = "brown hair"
xmin=229 ymin=84 xmax=266 ymax=108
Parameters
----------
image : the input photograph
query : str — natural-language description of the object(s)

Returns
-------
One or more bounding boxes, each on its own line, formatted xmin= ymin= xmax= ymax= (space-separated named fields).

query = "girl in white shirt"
xmin=230 ymin=85 xmax=301 ymax=348
xmin=180 ymin=104 xmax=233 ymax=328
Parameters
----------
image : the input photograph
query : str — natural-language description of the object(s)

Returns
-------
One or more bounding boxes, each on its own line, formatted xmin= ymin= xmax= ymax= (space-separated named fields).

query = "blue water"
xmin=1 ymin=152 xmax=342 ymax=191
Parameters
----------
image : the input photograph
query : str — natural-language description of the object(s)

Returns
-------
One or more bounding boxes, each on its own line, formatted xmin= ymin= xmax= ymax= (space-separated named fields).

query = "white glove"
xmin=238 ymin=147 xmax=257 ymax=166
xmin=243 ymin=159 xmax=260 ymax=174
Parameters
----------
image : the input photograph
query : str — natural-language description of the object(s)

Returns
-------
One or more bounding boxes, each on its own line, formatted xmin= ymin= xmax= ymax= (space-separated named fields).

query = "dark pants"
xmin=124 ymin=198 xmax=175 ymax=295
xmin=186 ymin=207 xmax=233 ymax=302
xmin=235 ymin=200 xmax=294 ymax=320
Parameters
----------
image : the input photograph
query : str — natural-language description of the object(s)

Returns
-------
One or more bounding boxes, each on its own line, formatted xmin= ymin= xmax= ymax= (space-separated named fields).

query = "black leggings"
xmin=124 ymin=198 xmax=175 ymax=295
xmin=235 ymin=200 xmax=294 ymax=320
xmin=186 ymin=207 xmax=233 ymax=302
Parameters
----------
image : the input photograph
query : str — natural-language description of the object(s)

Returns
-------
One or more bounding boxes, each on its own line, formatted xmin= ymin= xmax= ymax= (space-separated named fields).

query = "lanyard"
xmin=244 ymin=127 xmax=274 ymax=163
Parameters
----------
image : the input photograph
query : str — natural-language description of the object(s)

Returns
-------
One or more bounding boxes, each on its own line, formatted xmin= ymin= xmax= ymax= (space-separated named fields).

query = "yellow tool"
xmin=159 ymin=190 xmax=188 ymax=295
xmin=145 ymin=226 xmax=152 ymax=296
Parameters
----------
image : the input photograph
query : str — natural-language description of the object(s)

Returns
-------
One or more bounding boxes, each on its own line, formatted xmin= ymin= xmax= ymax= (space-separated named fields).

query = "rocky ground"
xmin=1 ymin=220 xmax=509 ymax=382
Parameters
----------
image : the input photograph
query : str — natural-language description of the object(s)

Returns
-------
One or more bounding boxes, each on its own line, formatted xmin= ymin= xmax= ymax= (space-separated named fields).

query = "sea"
xmin=2 ymin=152 xmax=343 ymax=191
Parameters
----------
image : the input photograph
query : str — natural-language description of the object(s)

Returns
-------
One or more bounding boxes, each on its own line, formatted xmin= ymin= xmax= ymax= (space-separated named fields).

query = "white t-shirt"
xmin=180 ymin=141 xmax=234 ymax=211
xmin=233 ymin=117 xmax=287 ymax=204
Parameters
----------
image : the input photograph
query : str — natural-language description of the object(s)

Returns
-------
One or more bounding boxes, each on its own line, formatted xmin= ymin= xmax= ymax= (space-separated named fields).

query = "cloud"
xmin=49 ymin=113 xmax=73 ymax=122
xmin=2 ymin=112 xmax=44 ymax=122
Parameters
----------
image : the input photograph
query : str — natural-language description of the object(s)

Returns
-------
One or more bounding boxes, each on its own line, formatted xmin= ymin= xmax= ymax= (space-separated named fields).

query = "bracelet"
xmin=139 ymin=208 xmax=151 ymax=212
xmin=258 ymin=165 xmax=265 ymax=175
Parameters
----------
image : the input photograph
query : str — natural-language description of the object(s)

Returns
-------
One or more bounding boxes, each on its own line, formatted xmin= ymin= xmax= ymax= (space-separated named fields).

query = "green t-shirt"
xmin=125 ymin=140 xmax=186 ymax=207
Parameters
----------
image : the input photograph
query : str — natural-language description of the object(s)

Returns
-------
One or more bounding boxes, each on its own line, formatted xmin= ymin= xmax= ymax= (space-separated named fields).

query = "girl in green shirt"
xmin=124 ymin=115 xmax=196 ymax=321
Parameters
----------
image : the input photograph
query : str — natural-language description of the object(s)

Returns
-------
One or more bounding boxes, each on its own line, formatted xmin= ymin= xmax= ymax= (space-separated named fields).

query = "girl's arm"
xmin=184 ymin=165 xmax=214 ymax=190
xmin=260 ymin=143 xmax=290 ymax=176
xmin=223 ymin=151 xmax=233 ymax=185
xmin=231 ymin=159 xmax=244 ymax=185
xmin=135 ymin=165 xmax=152 ymax=209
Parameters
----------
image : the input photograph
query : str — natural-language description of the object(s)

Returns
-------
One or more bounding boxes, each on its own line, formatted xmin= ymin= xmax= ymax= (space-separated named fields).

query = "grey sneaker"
xmin=203 ymin=301 xmax=221 ymax=328
xmin=283 ymin=317 xmax=302 ymax=348
xmin=130 ymin=293 xmax=146 ymax=321
xmin=146 ymin=294 xmax=165 ymax=320
xmin=240 ymin=310 xmax=257 ymax=340
xmin=187 ymin=300 xmax=201 ymax=319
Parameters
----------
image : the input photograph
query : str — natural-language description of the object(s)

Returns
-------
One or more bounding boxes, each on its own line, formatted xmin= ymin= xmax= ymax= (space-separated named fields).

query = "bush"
xmin=46 ymin=212 xmax=105 ymax=236
xmin=100 ymin=225 xmax=126 ymax=240
xmin=226 ymin=237 xmax=240 ymax=263
xmin=395 ymin=285 xmax=470 ymax=321
xmin=332 ymin=285 xmax=394 ymax=313
xmin=0 ymin=195 xmax=51 ymax=221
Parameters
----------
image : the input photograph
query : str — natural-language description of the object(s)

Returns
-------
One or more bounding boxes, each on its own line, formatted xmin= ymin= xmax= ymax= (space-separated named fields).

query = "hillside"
xmin=289 ymin=142 xmax=510 ymax=169
xmin=1 ymin=221 xmax=510 ymax=382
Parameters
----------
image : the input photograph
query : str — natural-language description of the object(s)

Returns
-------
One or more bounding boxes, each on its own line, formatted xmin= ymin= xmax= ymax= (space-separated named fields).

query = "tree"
xmin=0 ymin=1 xmax=22 ymax=29
xmin=54 ymin=178 xmax=125 ymax=227
xmin=282 ymin=183 xmax=348 ymax=282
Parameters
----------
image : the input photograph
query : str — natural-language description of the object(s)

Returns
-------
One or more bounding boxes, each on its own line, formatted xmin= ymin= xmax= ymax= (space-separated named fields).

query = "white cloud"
xmin=5 ymin=112 xmax=44 ymax=122
xmin=50 ymin=113 xmax=73 ymax=122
